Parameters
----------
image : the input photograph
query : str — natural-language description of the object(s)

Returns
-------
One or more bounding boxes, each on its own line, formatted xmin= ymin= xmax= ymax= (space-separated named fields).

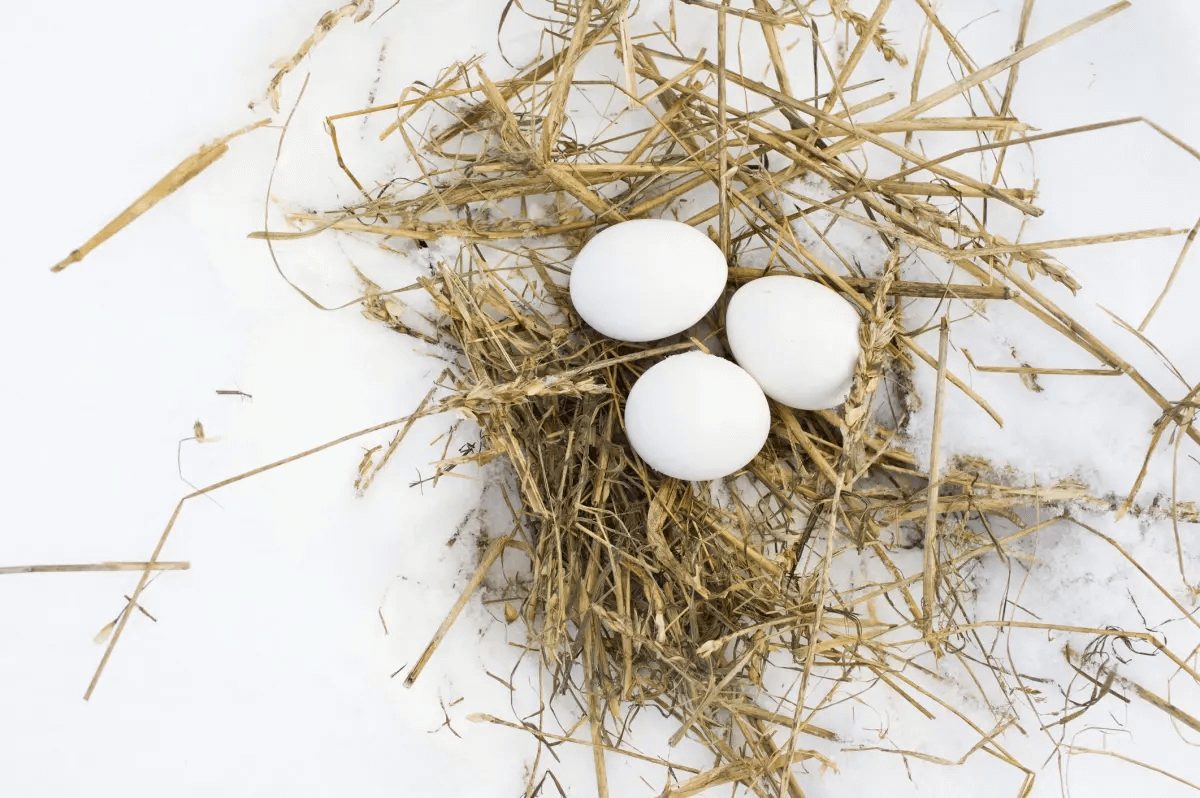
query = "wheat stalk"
xmin=841 ymin=249 xmax=900 ymax=483
xmin=829 ymin=0 xmax=908 ymax=66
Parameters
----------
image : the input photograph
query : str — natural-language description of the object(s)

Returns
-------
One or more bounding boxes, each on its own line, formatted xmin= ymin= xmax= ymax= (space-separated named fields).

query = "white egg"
xmin=569 ymin=219 xmax=727 ymax=342
xmin=624 ymin=352 xmax=770 ymax=481
xmin=726 ymin=275 xmax=861 ymax=410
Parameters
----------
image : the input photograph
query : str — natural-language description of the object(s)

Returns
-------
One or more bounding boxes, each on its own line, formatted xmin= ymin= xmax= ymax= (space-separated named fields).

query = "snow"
xmin=2 ymin=1 xmax=1199 ymax=796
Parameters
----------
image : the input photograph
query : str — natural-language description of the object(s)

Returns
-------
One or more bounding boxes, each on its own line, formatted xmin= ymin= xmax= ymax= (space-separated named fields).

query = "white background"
xmin=2 ymin=1 xmax=1199 ymax=796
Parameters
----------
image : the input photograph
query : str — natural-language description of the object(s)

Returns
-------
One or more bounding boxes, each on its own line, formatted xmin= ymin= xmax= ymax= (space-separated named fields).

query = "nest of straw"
xmin=52 ymin=0 xmax=1200 ymax=794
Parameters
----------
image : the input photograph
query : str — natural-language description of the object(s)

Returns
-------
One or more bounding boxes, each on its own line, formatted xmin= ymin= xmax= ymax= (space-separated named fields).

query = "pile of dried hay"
xmin=50 ymin=1 xmax=1200 ymax=794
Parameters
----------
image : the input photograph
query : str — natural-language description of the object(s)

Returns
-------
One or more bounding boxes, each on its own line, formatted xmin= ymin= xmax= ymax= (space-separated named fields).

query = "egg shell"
xmin=725 ymin=275 xmax=861 ymax=410
xmin=569 ymin=219 xmax=727 ymax=342
xmin=624 ymin=352 xmax=770 ymax=481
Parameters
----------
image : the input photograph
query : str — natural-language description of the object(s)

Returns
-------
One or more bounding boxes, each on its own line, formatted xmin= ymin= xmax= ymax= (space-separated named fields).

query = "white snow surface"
xmin=2 ymin=1 xmax=1199 ymax=796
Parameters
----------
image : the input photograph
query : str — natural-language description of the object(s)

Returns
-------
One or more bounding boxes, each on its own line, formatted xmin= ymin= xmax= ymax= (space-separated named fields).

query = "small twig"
xmin=403 ymin=533 xmax=515 ymax=688
xmin=922 ymin=317 xmax=950 ymax=643
xmin=715 ymin=0 xmax=731 ymax=258
xmin=962 ymin=349 xmax=1118 ymax=377
xmin=469 ymin=713 xmax=702 ymax=773
xmin=85 ymin=405 xmax=435 ymax=700
xmin=1066 ymin=747 xmax=1200 ymax=792
xmin=0 ymin=561 xmax=189 ymax=576
xmin=1139 ymin=214 xmax=1200 ymax=331
xmin=357 ymin=375 xmax=447 ymax=493
xmin=52 ymin=119 xmax=270 ymax=272
xmin=264 ymin=0 xmax=374 ymax=111
xmin=879 ymin=2 xmax=1130 ymax=122
xmin=727 ymin=269 xmax=1013 ymax=299
xmin=680 ymin=0 xmax=806 ymax=26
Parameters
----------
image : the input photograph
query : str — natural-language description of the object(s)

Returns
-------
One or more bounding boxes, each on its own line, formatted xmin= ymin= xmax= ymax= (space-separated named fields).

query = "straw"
xmin=36 ymin=1 xmax=1200 ymax=793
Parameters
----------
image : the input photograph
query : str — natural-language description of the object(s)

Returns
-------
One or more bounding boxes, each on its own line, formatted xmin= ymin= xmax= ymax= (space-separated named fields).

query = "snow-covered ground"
xmin=2 ymin=1 xmax=1198 ymax=795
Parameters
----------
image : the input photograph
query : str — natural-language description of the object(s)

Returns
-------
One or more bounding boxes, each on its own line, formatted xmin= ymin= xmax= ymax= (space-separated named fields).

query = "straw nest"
xmin=50 ymin=1 xmax=1200 ymax=795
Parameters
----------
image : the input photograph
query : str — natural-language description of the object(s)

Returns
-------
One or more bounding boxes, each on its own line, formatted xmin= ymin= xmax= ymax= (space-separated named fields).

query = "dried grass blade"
xmin=52 ymin=119 xmax=270 ymax=272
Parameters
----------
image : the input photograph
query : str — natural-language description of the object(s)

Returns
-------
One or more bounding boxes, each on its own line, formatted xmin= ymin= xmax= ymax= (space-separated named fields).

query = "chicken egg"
xmin=623 ymin=352 xmax=770 ymax=481
xmin=725 ymin=275 xmax=861 ymax=410
xmin=569 ymin=219 xmax=727 ymax=342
